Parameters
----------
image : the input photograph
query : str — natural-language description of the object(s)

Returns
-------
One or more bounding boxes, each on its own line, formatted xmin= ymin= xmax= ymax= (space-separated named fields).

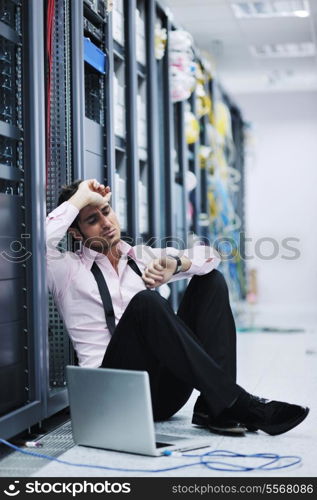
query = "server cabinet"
xmin=0 ymin=0 xmax=47 ymax=439
xmin=155 ymin=3 xmax=174 ymax=243
xmin=199 ymin=77 xmax=215 ymax=242
xmin=154 ymin=6 xmax=179 ymax=308
xmin=45 ymin=0 xmax=74 ymax=415
xmin=230 ymin=105 xmax=246 ymax=299
xmin=206 ymin=81 xmax=246 ymax=300
xmin=45 ymin=0 xmax=109 ymax=415
xmin=145 ymin=0 xmax=160 ymax=242
xmin=107 ymin=0 xmax=159 ymax=243
xmin=83 ymin=0 xmax=107 ymax=182
xmin=187 ymin=89 xmax=201 ymax=237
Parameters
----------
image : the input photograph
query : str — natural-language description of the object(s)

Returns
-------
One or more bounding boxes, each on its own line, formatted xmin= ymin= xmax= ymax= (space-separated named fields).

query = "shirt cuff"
xmin=186 ymin=256 xmax=220 ymax=276
xmin=183 ymin=246 xmax=221 ymax=276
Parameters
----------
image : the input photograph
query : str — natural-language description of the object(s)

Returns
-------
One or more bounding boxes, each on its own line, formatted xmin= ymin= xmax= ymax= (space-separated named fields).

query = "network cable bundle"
xmin=0 ymin=438 xmax=303 ymax=474
xmin=169 ymin=30 xmax=197 ymax=102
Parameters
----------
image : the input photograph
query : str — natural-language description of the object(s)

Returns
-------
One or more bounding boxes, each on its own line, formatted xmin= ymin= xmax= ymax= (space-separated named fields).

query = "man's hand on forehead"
xmin=69 ymin=179 xmax=112 ymax=211
xmin=85 ymin=179 xmax=112 ymax=206
xmin=89 ymin=180 xmax=111 ymax=200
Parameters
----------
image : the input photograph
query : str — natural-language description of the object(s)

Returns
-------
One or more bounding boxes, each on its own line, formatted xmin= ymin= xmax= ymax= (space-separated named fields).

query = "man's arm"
xmin=46 ymin=180 xmax=109 ymax=256
xmin=139 ymin=245 xmax=220 ymax=288
xmin=68 ymin=179 xmax=111 ymax=211
xmin=141 ymin=255 xmax=189 ymax=288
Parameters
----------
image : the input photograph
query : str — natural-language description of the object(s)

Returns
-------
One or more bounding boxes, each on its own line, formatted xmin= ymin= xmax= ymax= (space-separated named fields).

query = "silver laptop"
xmin=66 ymin=366 xmax=211 ymax=457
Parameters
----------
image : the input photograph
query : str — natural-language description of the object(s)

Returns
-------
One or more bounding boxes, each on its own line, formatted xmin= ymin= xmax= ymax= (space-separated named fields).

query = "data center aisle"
xmin=1 ymin=318 xmax=315 ymax=478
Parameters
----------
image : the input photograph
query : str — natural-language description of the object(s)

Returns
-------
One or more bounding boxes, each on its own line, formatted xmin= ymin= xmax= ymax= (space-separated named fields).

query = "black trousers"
xmin=102 ymin=269 xmax=242 ymax=420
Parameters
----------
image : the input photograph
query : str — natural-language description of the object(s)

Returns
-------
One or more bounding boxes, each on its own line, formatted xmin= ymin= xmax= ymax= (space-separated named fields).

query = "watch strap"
xmin=167 ymin=255 xmax=182 ymax=275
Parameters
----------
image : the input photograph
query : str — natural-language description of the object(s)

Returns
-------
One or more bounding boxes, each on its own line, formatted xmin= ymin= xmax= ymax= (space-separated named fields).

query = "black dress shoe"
xmin=192 ymin=411 xmax=246 ymax=436
xmin=224 ymin=392 xmax=310 ymax=436
xmin=243 ymin=395 xmax=266 ymax=432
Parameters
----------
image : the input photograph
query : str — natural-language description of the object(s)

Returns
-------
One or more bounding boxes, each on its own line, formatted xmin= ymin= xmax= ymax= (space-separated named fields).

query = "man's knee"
xmin=130 ymin=289 xmax=167 ymax=308
xmin=209 ymin=269 xmax=227 ymax=286
xmin=190 ymin=269 xmax=229 ymax=296
xmin=194 ymin=268 xmax=226 ymax=285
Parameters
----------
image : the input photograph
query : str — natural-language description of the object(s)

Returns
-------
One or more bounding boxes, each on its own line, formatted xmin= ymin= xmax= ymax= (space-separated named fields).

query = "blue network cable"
xmin=0 ymin=439 xmax=301 ymax=473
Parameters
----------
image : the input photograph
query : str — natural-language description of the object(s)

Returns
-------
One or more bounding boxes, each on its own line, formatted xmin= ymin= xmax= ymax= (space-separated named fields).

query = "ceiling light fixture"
xmin=250 ymin=42 xmax=315 ymax=57
xmin=231 ymin=0 xmax=311 ymax=19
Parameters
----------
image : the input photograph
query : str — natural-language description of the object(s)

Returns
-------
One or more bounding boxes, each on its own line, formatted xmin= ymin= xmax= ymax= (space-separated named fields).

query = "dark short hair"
xmin=58 ymin=179 xmax=82 ymax=206
xmin=57 ymin=179 xmax=82 ymax=228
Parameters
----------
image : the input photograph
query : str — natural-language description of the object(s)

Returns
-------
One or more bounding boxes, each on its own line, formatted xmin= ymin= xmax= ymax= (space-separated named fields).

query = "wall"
xmin=235 ymin=91 xmax=317 ymax=325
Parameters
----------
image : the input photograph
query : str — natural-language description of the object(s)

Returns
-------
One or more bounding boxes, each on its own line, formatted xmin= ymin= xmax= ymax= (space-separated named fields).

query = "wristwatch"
xmin=167 ymin=255 xmax=182 ymax=275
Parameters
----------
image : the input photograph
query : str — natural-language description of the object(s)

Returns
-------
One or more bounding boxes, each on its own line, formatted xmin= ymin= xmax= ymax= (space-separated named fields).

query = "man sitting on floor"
xmin=46 ymin=178 xmax=309 ymax=436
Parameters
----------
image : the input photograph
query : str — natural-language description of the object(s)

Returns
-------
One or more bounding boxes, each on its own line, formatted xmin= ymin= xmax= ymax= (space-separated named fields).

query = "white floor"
xmin=31 ymin=321 xmax=317 ymax=478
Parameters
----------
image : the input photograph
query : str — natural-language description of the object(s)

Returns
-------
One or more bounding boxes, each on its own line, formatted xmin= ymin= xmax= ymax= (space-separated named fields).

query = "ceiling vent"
xmin=250 ymin=42 xmax=316 ymax=57
xmin=231 ymin=0 xmax=310 ymax=18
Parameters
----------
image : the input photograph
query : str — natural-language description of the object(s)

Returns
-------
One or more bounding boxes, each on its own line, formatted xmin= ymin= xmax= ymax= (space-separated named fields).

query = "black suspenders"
xmin=91 ymin=256 xmax=142 ymax=335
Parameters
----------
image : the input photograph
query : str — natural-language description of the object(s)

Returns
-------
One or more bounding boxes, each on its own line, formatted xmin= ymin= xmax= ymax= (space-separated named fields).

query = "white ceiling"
xmin=162 ymin=0 xmax=317 ymax=96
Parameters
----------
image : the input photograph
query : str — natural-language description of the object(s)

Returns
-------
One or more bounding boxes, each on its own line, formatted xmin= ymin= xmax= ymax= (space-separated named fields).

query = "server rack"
xmin=154 ymin=6 xmax=178 ymax=307
xmin=0 ymin=0 xmax=47 ymax=440
xmin=112 ymin=0 xmax=128 ymax=232
xmin=45 ymin=0 xmax=74 ymax=416
xmin=207 ymin=81 xmax=246 ymax=300
xmin=199 ymin=74 xmax=215 ymax=242
xmin=145 ymin=0 xmax=160 ymax=242
xmin=173 ymin=99 xmax=188 ymax=303
xmin=136 ymin=0 xmax=149 ymax=240
xmin=82 ymin=0 xmax=107 ymax=182
xmin=111 ymin=0 xmax=150 ymax=241
xmin=187 ymin=58 xmax=212 ymax=241
xmin=187 ymin=89 xmax=200 ymax=237
xmin=230 ymin=104 xmax=246 ymax=299
xmin=155 ymin=3 xmax=170 ymax=243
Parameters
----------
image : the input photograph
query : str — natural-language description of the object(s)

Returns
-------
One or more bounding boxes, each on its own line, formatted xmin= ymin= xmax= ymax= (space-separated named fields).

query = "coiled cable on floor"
xmin=0 ymin=439 xmax=301 ymax=473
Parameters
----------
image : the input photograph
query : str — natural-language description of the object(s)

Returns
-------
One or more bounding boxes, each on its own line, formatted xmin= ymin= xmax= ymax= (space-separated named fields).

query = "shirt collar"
xmin=80 ymin=239 xmax=135 ymax=269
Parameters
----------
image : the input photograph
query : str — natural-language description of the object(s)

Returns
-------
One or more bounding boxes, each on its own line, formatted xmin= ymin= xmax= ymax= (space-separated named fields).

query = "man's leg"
xmin=102 ymin=289 xmax=241 ymax=421
xmin=176 ymin=270 xmax=309 ymax=435
xmin=177 ymin=269 xmax=237 ymax=420
xmin=178 ymin=269 xmax=236 ymax=379
xmin=102 ymin=284 xmax=309 ymax=436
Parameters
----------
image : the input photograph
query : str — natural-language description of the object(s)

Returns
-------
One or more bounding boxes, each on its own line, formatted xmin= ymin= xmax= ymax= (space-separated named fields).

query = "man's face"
xmin=77 ymin=202 xmax=121 ymax=254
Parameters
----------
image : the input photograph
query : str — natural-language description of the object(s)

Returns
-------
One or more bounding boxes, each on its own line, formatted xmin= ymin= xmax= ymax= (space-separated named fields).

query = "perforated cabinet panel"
xmin=46 ymin=0 xmax=73 ymax=387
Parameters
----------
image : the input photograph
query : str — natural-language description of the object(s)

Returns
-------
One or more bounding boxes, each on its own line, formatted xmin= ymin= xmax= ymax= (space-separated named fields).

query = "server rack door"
xmin=199 ymin=76 xmax=213 ymax=243
xmin=0 ymin=0 xmax=46 ymax=439
xmin=136 ymin=0 xmax=150 ymax=242
xmin=112 ymin=0 xmax=129 ymax=235
xmin=46 ymin=0 xmax=74 ymax=416
xmin=124 ymin=0 xmax=139 ymax=241
xmin=45 ymin=0 xmax=111 ymax=416
xmin=145 ymin=0 xmax=160 ymax=244
xmin=156 ymin=10 xmax=178 ymax=309
xmin=83 ymin=0 xmax=107 ymax=182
